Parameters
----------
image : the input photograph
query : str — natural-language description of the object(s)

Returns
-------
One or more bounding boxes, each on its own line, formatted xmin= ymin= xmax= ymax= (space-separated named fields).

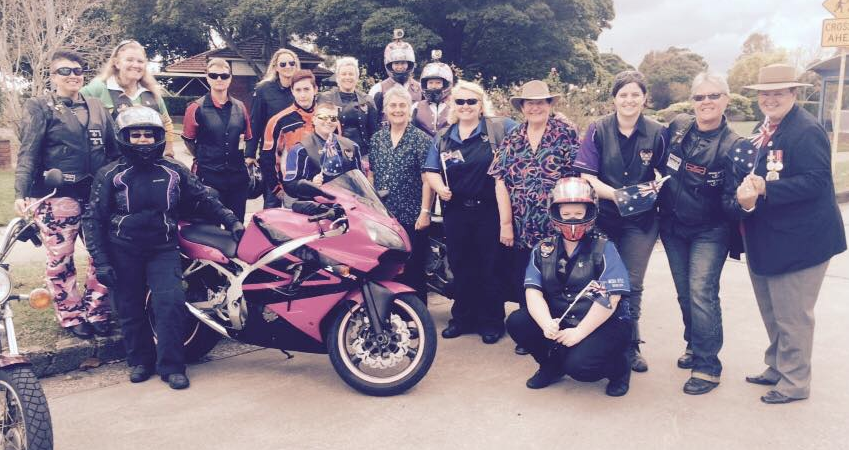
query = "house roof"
xmin=162 ymin=36 xmax=329 ymax=75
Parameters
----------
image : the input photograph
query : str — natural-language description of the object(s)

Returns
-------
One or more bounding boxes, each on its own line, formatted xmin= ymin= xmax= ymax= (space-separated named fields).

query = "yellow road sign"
xmin=824 ymin=0 xmax=849 ymax=19
xmin=823 ymin=18 xmax=849 ymax=47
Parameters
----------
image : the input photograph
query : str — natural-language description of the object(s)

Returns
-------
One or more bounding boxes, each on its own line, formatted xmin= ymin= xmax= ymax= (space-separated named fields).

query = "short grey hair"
xmin=383 ymin=85 xmax=413 ymax=120
xmin=334 ymin=57 xmax=359 ymax=76
xmin=691 ymin=72 xmax=730 ymax=96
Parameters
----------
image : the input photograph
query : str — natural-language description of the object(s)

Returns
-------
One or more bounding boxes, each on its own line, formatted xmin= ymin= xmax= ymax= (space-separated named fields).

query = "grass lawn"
xmin=0 ymin=170 xmax=15 ymax=226
xmin=8 ymin=259 xmax=78 ymax=351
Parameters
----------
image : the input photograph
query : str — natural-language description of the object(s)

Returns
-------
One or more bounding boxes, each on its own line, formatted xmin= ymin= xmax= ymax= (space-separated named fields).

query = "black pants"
xmin=506 ymin=308 xmax=631 ymax=382
xmin=397 ymin=223 xmax=429 ymax=304
xmin=443 ymin=201 xmax=504 ymax=332
xmin=109 ymin=244 xmax=186 ymax=376
xmin=500 ymin=246 xmax=532 ymax=308
xmin=197 ymin=167 xmax=249 ymax=222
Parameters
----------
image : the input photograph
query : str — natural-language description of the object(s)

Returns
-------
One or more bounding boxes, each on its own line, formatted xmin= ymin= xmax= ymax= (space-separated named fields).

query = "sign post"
xmin=822 ymin=0 xmax=849 ymax=173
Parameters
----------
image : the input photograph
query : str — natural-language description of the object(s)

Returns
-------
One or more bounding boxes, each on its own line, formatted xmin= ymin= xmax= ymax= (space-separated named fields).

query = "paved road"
xmin=40 ymin=206 xmax=849 ymax=450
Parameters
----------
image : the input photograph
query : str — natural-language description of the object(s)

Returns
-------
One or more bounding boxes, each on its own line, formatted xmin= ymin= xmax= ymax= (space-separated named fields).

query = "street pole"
xmin=832 ymin=48 xmax=847 ymax=174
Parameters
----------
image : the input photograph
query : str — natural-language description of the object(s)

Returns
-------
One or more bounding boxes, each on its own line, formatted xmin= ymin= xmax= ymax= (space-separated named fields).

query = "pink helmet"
xmin=549 ymin=177 xmax=598 ymax=241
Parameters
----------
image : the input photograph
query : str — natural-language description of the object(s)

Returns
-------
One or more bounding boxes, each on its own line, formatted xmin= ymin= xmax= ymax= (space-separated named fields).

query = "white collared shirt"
xmin=106 ymin=76 xmax=150 ymax=101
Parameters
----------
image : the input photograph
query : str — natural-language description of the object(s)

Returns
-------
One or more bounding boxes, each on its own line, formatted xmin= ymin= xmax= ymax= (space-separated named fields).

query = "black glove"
xmin=230 ymin=222 xmax=245 ymax=241
xmin=95 ymin=265 xmax=117 ymax=288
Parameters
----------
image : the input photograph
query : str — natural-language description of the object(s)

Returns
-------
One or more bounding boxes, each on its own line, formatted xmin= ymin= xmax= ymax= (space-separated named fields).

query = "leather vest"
xmin=320 ymin=89 xmax=373 ymax=152
xmin=659 ymin=114 xmax=740 ymax=226
xmin=108 ymin=89 xmax=160 ymax=118
xmin=538 ymin=234 xmax=607 ymax=321
xmin=594 ymin=114 xmax=665 ymax=223
xmin=413 ymin=101 xmax=450 ymax=136
xmin=375 ymin=79 xmax=422 ymax=117
xmin=34 ymin=95 xmax=112 ymax=195
xmin=192 ymin=95 xmax=247 ymax=171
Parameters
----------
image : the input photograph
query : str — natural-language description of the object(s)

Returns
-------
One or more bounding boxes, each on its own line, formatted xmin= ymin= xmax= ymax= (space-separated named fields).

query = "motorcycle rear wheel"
xmin=327 ymin=293 xmax=436 ymax=396
xmin=0 ymin=365 xmax=53 ymax=450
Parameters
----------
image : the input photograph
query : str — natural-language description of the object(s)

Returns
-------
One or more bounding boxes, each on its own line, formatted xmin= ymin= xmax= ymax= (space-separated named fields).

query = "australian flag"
xmin=613 ymin=176 xmax=670 ymax=217
xmin=440 ymin=149 xmax=465 ymax=170
xmin=729 ymin=137 xmax=759 ymax=178
xmin=320 ymin=134 xmax=345 ymax=178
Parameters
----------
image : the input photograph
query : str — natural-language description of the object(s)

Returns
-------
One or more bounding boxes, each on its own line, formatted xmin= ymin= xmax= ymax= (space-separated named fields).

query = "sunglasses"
xmin=129 ymin=131 xmax=156 ymax=139
xmin=692 ymin=93 xmax=724 ymax=102
xmin=207 ymin=72 xmax=231 ymax=80
xmin=54 ymin=67 xmax=84 ymax=76
xmin=315 ymin=114 xmax=339 ymax=123
xmin=454 ymin=98 xmax=479 ymax=106
xmin=278 ymin=61 xmax=297 ymax=68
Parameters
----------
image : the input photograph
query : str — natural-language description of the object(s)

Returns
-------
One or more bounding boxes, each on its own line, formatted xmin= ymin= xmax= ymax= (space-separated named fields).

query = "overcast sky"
xmin=597 ymin=0 xmax=834 ymax=74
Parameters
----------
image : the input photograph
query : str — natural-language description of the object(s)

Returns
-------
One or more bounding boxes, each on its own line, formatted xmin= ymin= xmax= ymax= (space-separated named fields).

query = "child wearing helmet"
xmin=505 ymin=177 xmax=633 ymax=396
xmin=412 ymin=52 xmax=453 ymax=136
xmin=83 ymin=106 xmax=244 ymax=390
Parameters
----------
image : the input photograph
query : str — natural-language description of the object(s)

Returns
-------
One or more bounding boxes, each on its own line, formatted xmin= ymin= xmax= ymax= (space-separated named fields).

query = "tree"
xmin=741 ymin=33 xmax=775 ymax=56
xmin=727 ymin=51 xmax=788 ymax=94
xmin=638 ymin=47 xmax=708 ymax=109
xmin=598 ymin=53 xmax=634 ymax=79
xmin=111 ymin=0 xmax=615 ymax=86
xmin=0 ymin=0 xmax=114 ymax=139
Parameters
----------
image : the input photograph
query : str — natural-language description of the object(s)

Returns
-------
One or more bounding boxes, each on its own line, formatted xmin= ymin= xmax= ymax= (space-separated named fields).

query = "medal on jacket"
xmin=765 ymin=149 xmax=783 ymax=181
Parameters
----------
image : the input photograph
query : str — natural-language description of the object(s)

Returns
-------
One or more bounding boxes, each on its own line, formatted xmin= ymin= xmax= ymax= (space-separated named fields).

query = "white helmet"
xmin=384 ymin=38 xmax=416 ymax=83
xmin=420 ymin=60 xmax=453 ymax=103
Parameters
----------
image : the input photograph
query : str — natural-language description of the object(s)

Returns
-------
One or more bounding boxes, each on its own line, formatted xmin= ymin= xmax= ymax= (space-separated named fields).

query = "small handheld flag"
xmin=612 ymin=176 xmax=670 ymax=217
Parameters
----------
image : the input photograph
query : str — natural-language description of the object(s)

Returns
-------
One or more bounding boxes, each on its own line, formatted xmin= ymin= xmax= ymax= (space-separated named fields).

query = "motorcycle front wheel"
xmin=0 ymin=365 xmax=53 ymax=450
xmin=327 ymin=293 xmax=436 ymax=396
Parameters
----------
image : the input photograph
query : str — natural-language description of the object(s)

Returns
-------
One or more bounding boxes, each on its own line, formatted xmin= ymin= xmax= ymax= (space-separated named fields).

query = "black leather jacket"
xmin=15 ymin=94 xmax=117 ymax=199
xmin=83 ymin=157 xmax=239 ymax=267
xmin=659 ymin=114 xmax=742 ymax=228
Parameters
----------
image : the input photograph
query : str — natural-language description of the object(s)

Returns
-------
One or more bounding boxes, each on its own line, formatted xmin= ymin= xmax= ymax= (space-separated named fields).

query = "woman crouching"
xmin=506 ymin=177 xmax=632 ymax=396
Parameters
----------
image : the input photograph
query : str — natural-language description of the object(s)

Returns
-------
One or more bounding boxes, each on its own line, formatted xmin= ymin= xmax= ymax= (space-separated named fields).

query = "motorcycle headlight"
xmin=364 ymin=220 xmax=407 ymax=252
xmin=0 ymin=268 xmax=11 ymax=303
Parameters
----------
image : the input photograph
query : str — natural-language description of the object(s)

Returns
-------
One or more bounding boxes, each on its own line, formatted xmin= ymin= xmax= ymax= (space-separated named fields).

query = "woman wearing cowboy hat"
xmin=726 ymin=63 xmax=846 ymax=404
xmin=488 ymin=79 xmax=581 ymax=355
xmin=574 ymin=70 xmax=667 ymax=373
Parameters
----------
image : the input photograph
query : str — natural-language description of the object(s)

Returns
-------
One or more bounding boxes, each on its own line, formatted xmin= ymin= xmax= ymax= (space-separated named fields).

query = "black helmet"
xmin=247 ymin=164 xmax=264 ymax=199
xmin=115 ymin=106 xmax=166 ymax=166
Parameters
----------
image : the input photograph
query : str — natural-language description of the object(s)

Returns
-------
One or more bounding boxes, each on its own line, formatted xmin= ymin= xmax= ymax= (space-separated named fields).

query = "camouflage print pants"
xmin=33 ymin=197 xmax=110 ymax=327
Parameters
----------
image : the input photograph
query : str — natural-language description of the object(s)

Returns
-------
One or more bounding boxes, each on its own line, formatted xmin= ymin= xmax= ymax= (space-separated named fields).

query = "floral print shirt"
xmin=488 ymin=117 xmax=580 ymax=249
xmin=369 ymin=124 xmax=432 ymax=227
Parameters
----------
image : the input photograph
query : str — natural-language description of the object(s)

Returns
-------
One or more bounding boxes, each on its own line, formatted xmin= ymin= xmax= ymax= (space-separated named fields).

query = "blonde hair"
xmin=206 ymin=57 xmax=231 ymax=73
xmin=447 ymin=80 xmax=494 ymax=125
xmin=96 ymin=39 xmax=160 ymax=100
xmin=259 ymin=48 xmax=301 ymax=86
xmin=334 ymin=57 xmax=359 ymax=76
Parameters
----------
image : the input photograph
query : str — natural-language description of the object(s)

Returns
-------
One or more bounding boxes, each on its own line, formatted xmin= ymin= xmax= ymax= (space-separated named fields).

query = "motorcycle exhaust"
xmin=184 ymin=303 xmax=231 ymax=339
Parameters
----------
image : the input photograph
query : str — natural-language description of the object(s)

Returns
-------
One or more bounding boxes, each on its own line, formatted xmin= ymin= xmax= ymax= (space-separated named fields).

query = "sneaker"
xmin=163 ymin=373 xmax=190 ymax=390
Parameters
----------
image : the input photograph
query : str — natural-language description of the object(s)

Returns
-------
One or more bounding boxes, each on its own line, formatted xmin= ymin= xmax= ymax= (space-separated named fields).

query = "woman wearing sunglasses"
xmin=656 ymin=73 xmax=744 ymax=395
xmin=14 ymin=50 xmax=118 ymax=339
xmin=423 ymin=80 xmax=518 ymax=345
xmin=280 ymin=101 xmax=362 ymax=193
xmin=181 ymin=58 xmax=253 ymax=222
xmin=574 ymin=70 xmax=667 ymax=373
xmin=246 ymin=48 xmax=301 ymax=206
xmin=80 ymin=39 xmax=174 ymax=157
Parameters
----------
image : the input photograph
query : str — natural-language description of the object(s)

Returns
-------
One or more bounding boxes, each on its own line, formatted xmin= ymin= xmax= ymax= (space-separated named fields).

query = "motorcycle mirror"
xmin=43 ymin=169 xmax=63 ymax=189
xmin=293 ymin=179 xmax=336 ymax=201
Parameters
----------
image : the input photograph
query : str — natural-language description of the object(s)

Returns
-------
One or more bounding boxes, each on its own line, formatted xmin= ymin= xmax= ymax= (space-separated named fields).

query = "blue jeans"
xmin=660 ymin=221 xmax=729 ymax=379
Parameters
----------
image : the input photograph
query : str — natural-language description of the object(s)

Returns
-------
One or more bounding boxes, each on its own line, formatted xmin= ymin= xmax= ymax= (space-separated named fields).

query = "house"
xmin=155 ymin=36 xmax=333 ymax=113
xmin=806 ymin=54 xmax=849 ymax=132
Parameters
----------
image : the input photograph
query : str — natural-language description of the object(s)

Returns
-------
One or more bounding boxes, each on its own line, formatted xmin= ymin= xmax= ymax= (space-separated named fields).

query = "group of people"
xmin=13 ymin=32 xmax=846 ymax=403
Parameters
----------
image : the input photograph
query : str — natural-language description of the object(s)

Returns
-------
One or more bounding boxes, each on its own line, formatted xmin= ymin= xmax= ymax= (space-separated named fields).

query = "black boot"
xmin=605 ymin=349 xmax=631 ymax=396
xmin=629 ymin=322 xmax=648 ymax=372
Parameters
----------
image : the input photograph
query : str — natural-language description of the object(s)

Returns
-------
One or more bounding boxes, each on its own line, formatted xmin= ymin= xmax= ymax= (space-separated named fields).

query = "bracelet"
xmin=421 ymin=208 xmax=431 ymax=214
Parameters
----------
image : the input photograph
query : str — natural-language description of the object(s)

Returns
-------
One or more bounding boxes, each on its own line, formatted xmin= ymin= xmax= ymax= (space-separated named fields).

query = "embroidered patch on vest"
xmin=540 ymin=241 xmax=555 ymax=258
xmin=639 ymin=148 xmax=653 ymax=166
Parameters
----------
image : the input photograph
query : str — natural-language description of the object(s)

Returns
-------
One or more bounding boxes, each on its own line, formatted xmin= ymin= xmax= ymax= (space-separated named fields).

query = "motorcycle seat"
xmin=180 ymin=223 xmax=237 ymax=258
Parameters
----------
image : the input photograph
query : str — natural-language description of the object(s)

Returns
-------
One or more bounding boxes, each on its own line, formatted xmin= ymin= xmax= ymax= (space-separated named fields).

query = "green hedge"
xmin=162 ymin=96 xmax=198 ymax=116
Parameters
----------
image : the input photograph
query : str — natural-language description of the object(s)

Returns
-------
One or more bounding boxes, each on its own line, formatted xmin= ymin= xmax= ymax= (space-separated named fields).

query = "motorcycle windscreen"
xmin=323 ymin=170 xmax=391 ymax=218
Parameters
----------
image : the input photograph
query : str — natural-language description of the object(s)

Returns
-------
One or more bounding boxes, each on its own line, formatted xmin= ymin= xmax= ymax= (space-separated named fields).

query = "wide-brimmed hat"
xmin=510 ymin=80 xmax=561 ymax=110
xmin=744 ymin=64 xmax=812 ymax=91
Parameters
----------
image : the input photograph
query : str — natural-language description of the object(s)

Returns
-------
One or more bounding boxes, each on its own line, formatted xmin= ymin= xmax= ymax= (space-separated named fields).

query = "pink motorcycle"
xmin=148 ymin=170 xmax=436 ymax=396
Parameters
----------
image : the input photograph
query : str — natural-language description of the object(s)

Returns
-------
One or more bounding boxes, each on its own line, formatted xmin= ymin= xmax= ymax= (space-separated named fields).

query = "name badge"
xmin=666 ymin=154 xmax=682 ymax=172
